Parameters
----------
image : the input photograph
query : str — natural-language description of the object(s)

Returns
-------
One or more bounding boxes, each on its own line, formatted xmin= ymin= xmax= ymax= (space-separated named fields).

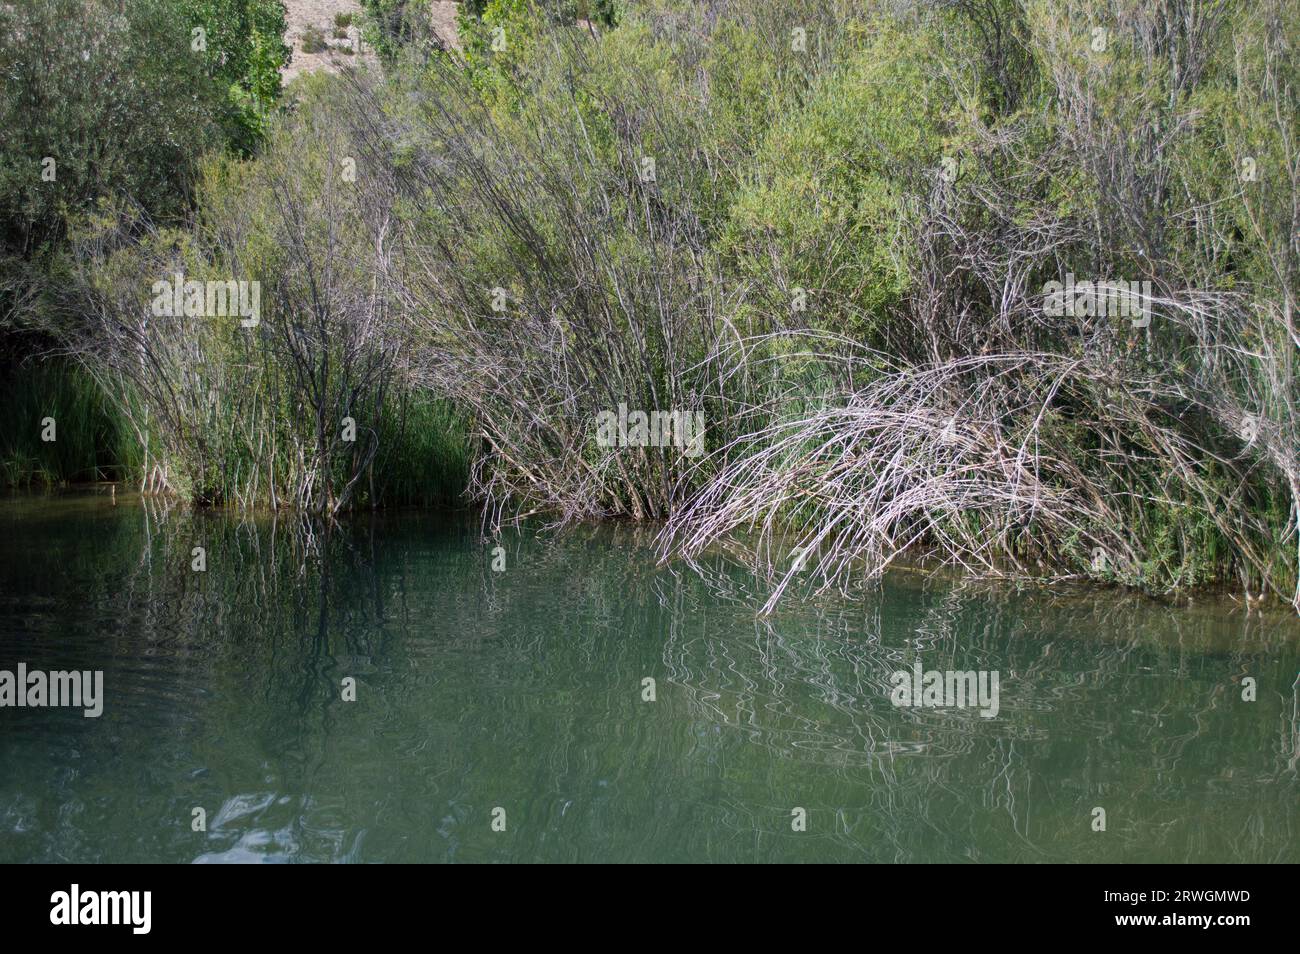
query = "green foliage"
xmin=0 ymin=359 xmax=141 ymax=488
xmin=0 ymin=0 xmax=289 ymax=365
xmin=456 ymin=0 xmax=541 ymax=93
xmin=174 ymin=0 xmax=291 ymax=152
xmin=0 ymin=0 xmax=226 ymax=257
xmin=724 ymin=22 xmax=974 ymax=338
xmin=59 ymin=75 xmax=470 ymax=512
xmin=358 ymin=0 xmax=433 ymax=62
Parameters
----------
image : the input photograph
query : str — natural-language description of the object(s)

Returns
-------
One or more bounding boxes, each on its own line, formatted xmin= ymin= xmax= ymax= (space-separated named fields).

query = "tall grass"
xmin=369 ymin=393 xmax=470 ymax=509
xmin=0 ymin=358 xmax=141 ymax=488
xmin=62 ymin=75 xmax=472 ymax=513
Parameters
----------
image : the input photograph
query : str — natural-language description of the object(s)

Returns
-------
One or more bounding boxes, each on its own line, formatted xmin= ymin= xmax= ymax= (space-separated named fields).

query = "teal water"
xmin=1 ymin=491 xmax=1297 ymax=863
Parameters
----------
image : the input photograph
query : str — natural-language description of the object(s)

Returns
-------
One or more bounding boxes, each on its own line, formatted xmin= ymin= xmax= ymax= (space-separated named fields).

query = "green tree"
xmin=175 ymin=0 xmax=291 ymax=151
xmin=0 ymin=0 xmax=226 ymax=259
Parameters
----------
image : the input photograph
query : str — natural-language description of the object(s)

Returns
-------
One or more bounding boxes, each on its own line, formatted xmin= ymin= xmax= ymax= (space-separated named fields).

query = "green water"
xmin=0 ymin=491 xmax=1296 ymax=863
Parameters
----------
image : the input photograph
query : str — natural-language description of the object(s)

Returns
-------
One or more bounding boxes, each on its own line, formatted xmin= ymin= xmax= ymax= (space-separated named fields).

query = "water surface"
xmin=1 ymin=492 xmax=1296 ymax=862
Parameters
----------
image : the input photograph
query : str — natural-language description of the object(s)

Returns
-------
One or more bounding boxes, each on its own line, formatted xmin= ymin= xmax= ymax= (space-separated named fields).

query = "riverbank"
xmin=3 ymin=1 xmax=1297 ymax=613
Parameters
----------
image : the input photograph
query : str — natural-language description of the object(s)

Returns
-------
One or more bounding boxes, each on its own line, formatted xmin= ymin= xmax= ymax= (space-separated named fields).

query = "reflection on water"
xmin=0 ymin=491 xmax=1296 ymax=863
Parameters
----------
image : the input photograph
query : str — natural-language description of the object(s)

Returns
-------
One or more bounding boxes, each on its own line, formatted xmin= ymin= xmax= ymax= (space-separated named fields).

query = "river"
xmin=1 ymin=491 xmax=1296 ymax=862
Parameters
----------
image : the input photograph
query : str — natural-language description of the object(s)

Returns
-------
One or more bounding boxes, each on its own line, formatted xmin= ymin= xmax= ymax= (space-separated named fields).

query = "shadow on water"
xmin=0 ymin=490 xmax=1296 ymax=862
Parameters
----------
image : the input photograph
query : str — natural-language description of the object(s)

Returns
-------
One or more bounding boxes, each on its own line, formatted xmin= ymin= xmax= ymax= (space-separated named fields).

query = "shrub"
xmin=722 ymin=19 xmax=977 ymax=340
xmin=0 ymin=0 xmax=226 ymax=259
xmin=65 ymin=78 xmax=467 ymax=512
xmin=301 ymin=25 xmax=329 ymax=53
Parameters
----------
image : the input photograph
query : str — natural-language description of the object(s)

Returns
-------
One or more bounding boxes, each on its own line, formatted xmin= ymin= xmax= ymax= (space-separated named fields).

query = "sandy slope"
xmin=280 ymin=0 xmax=462 ymax=82
xmin=281 ymin=0 xmax=373 ymax=82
